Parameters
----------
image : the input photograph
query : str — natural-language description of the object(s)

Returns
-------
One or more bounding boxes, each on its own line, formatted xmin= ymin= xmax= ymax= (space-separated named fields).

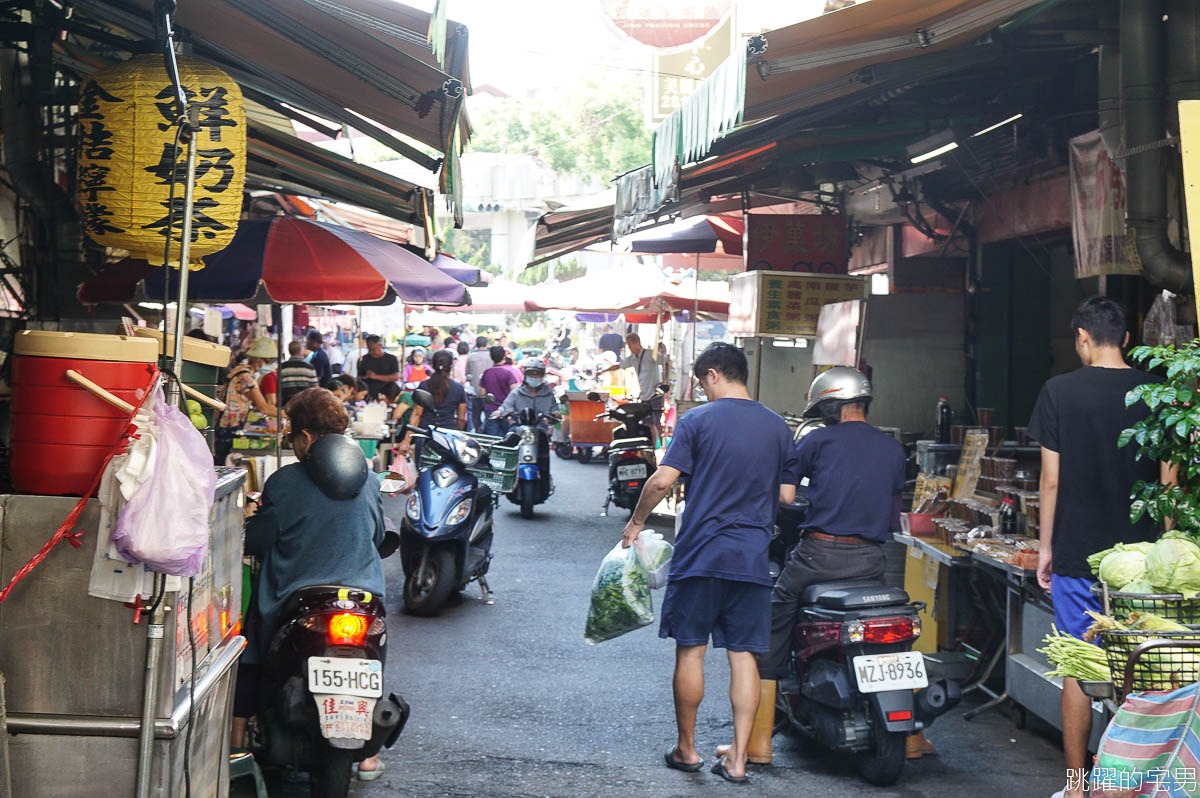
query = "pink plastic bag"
xmin=112 ymin=388 xmax=216 ymax=576
xmin=388 ymin=453 xmax=418 ymax=493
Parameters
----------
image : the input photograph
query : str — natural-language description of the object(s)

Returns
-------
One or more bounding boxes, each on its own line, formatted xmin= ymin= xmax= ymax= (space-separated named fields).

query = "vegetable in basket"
xmin=1040 ymin=627 xmax=1111 ymax=682
xmin=1088 ymin=541 xmax=1154 ymax=579
xmin=1144 ymin=537 xmax=1200 ymax=598
xmin=1098 ymin=548 xmax=1148 ymax=589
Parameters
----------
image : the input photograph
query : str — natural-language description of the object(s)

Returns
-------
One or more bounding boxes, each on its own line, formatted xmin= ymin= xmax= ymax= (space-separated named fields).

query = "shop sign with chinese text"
xmin=729 ymin=270 xmax=866 ymax=338
xmin=744 ymin=214 xmax=847 ymax=273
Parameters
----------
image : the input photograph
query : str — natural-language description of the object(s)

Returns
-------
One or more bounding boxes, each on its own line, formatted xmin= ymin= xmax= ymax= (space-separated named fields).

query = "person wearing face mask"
xmin=215 ymin=337 xmax=283 ymax=466
xmin=493 ymin=358 xmax=558 ymax=421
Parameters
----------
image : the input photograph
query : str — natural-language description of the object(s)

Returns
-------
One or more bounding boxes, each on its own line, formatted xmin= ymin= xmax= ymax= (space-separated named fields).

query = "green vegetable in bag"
xmin=584 ymin=542 xmax=654 ymax=644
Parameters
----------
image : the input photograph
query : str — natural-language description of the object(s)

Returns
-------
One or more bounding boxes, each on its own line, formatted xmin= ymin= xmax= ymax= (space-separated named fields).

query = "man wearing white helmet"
xmin=725 ymin=366 xmax=906 ymax=766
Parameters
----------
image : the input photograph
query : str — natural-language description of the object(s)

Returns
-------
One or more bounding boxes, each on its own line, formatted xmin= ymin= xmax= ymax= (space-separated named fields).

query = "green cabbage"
xmin=1120 ymin=579 xmax=1156 ymax=594
xmin=1145 ymin=537 xmax=1200 ymax=598
xmin=1088 ymin=541 xmax=1154 ymax=578
xmin=1099 ymin=549 xmax=1147 ymax=589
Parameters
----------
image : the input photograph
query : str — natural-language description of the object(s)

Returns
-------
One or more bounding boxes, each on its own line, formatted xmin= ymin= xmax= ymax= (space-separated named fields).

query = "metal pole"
xmin=690 ymin=253 xmax=699 ymax=396
xmin=137 ymin=105 xmax=198 ymax=798
xmin=275 ymin=302 xmax=283 ymax=469
xmin=399 ymin=305 xmax=408 ymax=382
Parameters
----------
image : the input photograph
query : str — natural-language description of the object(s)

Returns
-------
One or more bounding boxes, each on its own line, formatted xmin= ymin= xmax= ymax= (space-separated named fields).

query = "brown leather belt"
xmin=805 ymin=531 xmax=872 ymax=545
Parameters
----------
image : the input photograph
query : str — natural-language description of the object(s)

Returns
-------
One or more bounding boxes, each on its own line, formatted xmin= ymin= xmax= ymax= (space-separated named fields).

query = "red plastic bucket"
xmin=11 ymin=331 xmax=158 ymax=496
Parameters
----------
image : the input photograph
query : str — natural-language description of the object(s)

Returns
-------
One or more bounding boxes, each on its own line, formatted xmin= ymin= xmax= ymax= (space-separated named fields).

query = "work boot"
xmin=905 ymin=730 xmax=937 ymax=759
xmin=716 ymin=679 xmax=776 ymax=765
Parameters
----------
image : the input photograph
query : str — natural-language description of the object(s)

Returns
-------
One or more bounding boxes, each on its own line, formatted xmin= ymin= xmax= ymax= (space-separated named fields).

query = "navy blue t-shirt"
xmin=662 ymin=398 xmax=800 ymax=587
xmin=796 ymin=421 xmax=905 ymax=542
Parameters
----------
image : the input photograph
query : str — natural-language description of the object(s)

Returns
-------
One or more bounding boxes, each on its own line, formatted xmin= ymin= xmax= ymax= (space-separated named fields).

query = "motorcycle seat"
xmin=799 ymin=580 xmax=909 ymax=610
xmin=281 ymin=585 xmax=380 ymax=619
xmin=611 ymin=436 xmax=650 ymax=448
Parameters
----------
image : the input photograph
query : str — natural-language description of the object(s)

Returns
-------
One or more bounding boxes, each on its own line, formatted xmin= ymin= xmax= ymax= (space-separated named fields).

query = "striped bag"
xmin=1093 ymin=683 xmax=1200 ymax=797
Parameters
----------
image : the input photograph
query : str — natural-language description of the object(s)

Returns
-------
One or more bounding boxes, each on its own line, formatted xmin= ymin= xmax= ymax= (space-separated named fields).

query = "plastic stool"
xmin=229 ymin=749 xmax=268 ymax=798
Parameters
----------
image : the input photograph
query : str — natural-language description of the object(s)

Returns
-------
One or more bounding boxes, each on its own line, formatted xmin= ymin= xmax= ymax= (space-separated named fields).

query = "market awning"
xmin=523 ymin=271 xmax=730 ymax=316
xmin=247 ymin=123 xmax=428 ymax=225
xmin=650 ymin=0 xmax=1047 ymax=186
xmin=625 ymin=215 xmax=744 ymax=256
xmin=530 ymin=204 xmax=615 ymax=267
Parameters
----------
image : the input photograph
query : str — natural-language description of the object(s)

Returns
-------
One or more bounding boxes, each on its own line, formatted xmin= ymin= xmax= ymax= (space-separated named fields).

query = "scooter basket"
xmin=418 ymin=433 xmax=519 ymax=493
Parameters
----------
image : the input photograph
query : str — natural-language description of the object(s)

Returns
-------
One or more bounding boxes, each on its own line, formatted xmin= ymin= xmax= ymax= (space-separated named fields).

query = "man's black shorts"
xmin=659 ymin=576 xmax=771 ymax=652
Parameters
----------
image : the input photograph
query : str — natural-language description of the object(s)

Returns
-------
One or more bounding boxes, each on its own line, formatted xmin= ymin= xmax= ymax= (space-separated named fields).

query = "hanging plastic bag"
xmin=584 ymin=541 xmax=654 ymax=644
xmin=634 ymin=530 xmax=674 ymax=590
xmin=388 ymin=452 xmax=418 ymax=494
xmin=111 ymin=388 xmax=217 ymax=576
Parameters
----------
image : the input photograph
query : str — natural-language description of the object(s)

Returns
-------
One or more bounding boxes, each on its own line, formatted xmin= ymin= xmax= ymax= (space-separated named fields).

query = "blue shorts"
xmin=1051 ymin=574 xmax=1102 ymax=642
xmin=659 ymin=576 xmax=771 ymax=653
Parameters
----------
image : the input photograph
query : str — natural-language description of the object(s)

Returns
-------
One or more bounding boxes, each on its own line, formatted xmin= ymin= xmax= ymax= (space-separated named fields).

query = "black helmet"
xmin=304 ymin=434 xmax=368 ymax=500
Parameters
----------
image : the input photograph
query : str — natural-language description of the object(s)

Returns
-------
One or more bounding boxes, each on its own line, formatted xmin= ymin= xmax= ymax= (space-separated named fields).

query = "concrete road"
xmin=260 ymin=455 xmax=1067 ymax=798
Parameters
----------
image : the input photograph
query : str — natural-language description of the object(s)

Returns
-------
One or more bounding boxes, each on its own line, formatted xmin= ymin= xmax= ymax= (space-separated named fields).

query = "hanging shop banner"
xmin=1179 ymin=100 xmax=1200 ymax=326
xmin=645 ymin=15 xmax=734 ymax=127
xmin=600 ymin=0 xmax=731 ymax=49
xmin=744 ymin=214 xmax=847 ymax=273
xmin=77 ymin=55 xmax=246 ymax=269
xmin=1068 ymin=130 xmax=1138 ymax=278
xmin=812 ymin=299 xmax=861 ymax=366
xmin=729 ymin=270 xmax=866 ymax=338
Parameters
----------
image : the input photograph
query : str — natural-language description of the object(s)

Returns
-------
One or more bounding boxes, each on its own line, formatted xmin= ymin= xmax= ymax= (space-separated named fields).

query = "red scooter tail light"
xmin=860 ymin=616 xmax=920 ymax=644
xmin=327 ymin=612 xmax=370 ymax=646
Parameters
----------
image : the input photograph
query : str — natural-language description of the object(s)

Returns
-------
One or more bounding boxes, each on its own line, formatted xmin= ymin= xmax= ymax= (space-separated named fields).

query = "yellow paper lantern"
xmin=77 ymin=55 xmax=246 ymax=268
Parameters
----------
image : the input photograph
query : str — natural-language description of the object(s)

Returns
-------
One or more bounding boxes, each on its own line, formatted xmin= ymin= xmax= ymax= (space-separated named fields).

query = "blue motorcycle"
xmin=399 ymin=391 xmax=502 ymax=616
xmin=499 ymin=407 xmax=558 ymax=519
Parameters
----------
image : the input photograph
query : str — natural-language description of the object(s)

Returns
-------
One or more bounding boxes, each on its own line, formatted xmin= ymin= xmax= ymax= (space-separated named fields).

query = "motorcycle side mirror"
xmin=412 ymin=388 xmax=436 ymax=411
xmin=379 ymin=474 xmax=407 ymax=494
xmin=586 ymin=391 xmax=601 ymax=402
xmin=485 ymin=393 xmax=497 ymax=404
xmin=657 ymin=383 xmax=670 ymax=394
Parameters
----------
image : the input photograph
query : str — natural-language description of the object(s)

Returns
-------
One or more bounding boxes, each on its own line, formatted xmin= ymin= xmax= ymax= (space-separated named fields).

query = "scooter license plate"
xmin=616 ymin=463 xmax=647 ymax=480
xmin=311 ymin=694 xmax=377 ymax=741
xmin=851 ymin=651 xmax=928 ymax=693
xmin=307 ymin=657 xmax=384 ymax=698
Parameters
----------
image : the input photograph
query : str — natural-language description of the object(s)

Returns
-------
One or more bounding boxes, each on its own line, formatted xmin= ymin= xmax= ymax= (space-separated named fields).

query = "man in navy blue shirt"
xmin=622 ymin=342 xmax=798 ymax=784
xmin=749 ymin=367 xmax=905 ymax=762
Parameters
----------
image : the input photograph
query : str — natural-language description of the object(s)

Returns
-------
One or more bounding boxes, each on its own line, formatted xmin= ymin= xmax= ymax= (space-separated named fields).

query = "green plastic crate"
xmin=418 ymin=431 xmax=518 ymax=493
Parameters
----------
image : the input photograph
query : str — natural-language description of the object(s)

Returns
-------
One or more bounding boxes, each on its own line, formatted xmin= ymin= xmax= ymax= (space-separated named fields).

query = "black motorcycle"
xmin=500 ymin=406 xmax=557 ymax=519
xmin=770 ymin=495 xmax=959 ymax=786
xmin=597 ymin=399 xmax=657 ymax=516
xmin=399 ymin=390 xmax=499 ymax=615
xmin=250 ymin=571 xmax=408 ymax=797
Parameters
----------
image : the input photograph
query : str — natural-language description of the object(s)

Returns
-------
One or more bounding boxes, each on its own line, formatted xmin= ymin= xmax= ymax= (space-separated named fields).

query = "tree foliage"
xmin=467 ymin=77 xmax=650 ymax=183
xmin=1121 ymin=342 xmax=1200 ymax=536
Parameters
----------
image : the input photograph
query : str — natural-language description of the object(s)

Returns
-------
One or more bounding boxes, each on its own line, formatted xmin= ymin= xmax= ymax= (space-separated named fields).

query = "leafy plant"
xmin=1120 ymin=342 xmax=1200 ymax=535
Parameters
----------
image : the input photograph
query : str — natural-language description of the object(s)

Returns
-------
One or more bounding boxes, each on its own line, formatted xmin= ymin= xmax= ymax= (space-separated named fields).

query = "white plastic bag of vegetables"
xmin=634 ymin=530 xmax=674 ymax=589
xmin=584 ymin=541 xmax=654 ymax=644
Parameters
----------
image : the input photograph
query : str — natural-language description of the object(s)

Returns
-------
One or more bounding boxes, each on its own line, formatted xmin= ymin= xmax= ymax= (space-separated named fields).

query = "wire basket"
xmin=1092 ymin=582 xmax=1200 ymax=624
xmin=1100 ymin=629 xmax=1200 ymax=695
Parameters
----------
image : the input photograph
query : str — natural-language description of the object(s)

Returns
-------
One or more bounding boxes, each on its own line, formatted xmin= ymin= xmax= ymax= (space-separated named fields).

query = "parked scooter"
xmin=499 ymin=406 xmax=558 ymax=518
xmin=770 ymin=471 xmax=960 ymax=786
xmin=399 ymin=390 xmax=499 ymax=615
xmin=250 ymin=459 xmax=408 ymax=798
xmin=595 ymin=394 xmax=658 ymax=517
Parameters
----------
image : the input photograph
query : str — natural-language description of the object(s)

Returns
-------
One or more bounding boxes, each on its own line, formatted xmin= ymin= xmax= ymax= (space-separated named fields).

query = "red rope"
xmin=0 ymin=367 xmax=161 ymax=604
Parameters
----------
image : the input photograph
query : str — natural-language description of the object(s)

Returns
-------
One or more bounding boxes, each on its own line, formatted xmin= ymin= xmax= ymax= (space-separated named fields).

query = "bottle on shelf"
xmin=998 ymin=497 xmax=1018 ymax=537
xmin=935 ymin=395 xmax=953 ymax=444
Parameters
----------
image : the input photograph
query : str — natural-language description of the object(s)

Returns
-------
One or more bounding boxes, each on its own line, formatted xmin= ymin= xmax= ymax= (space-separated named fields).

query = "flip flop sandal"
xmin=357 ymin=761 xmax=386 ymax=782
xmin=663 ymin=749 xmax=704 ymax=772
xmin=711 ymin=758 xmax=750 ymax=784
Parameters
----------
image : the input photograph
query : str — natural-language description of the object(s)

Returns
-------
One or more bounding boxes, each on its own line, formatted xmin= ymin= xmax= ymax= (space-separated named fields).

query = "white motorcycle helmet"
xmin=803 ymin=366 xmax=872 ymax=420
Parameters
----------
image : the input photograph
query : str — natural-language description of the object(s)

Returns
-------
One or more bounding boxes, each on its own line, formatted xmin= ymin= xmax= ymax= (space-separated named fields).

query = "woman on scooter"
xmin=397 ymin=350 xmax=468 ymax=457
xmin=233 ymin=387 xmax=388 ymax=781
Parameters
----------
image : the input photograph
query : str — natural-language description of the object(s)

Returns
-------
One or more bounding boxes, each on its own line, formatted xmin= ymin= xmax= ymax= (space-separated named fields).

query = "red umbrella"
xmin=77 ymin=217 xmax=466 ymax=306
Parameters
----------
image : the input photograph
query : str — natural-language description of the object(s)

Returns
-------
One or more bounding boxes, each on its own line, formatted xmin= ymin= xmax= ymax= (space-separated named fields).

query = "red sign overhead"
xmin=599 ymin=1 xmax=731 ymax=49
xmin=744 ymin=214 xmax=847 ymax=274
